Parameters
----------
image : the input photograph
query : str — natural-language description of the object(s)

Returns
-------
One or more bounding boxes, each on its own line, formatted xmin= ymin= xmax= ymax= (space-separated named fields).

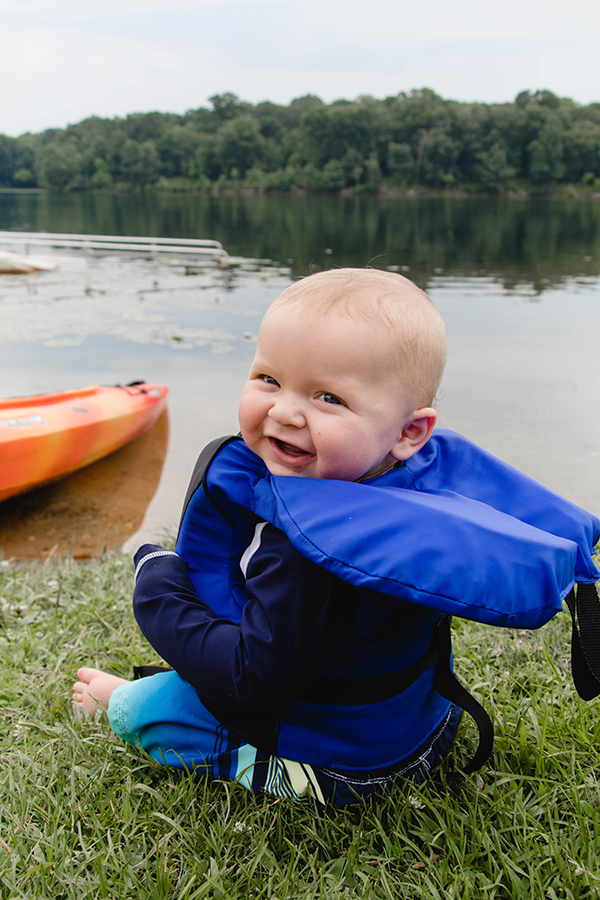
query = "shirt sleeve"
xmin=132 ymin=530 xmax=349 ymax=713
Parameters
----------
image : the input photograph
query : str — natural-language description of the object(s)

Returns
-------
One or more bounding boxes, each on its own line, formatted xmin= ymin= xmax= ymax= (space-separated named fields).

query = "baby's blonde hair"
xmin=267 ymin=268 xmax=447 ymax=407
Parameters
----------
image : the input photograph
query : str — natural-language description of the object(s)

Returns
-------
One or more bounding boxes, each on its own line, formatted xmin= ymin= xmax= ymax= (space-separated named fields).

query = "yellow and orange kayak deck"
xmin=0 ymin=382 xmax=168 ymax=502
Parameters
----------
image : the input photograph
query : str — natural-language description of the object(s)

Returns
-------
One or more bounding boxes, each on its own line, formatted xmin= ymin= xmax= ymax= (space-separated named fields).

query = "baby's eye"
xmin=260 ymin=375 xmax=280 ymax=387
xmin=317 ymin=392 xmax=343 ymax=406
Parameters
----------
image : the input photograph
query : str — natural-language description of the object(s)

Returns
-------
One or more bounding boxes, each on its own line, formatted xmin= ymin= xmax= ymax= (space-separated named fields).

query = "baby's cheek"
xmin=239 ymin=390 xmax=261 ymax=425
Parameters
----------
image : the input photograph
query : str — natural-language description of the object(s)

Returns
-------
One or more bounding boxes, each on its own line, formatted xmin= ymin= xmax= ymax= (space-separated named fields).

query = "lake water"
xmin=1 ymin=192 xmax=599 ymax=559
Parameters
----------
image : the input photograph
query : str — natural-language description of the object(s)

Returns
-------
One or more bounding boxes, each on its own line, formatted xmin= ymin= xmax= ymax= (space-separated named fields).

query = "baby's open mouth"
xmin=270 ymin=437 xmax=312 ymax=458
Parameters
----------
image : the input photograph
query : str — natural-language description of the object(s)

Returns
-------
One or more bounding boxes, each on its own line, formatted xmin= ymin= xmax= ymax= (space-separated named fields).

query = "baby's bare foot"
xmin=72 ymin=667 xmax=128 ymax=716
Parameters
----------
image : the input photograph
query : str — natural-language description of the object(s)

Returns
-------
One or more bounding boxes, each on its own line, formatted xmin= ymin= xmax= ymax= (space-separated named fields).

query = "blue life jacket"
xmin=175 ymin=431 xmax=600 ymax=772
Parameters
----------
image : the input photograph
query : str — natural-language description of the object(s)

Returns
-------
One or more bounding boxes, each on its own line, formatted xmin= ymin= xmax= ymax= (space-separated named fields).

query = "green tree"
xmin=528 ymin=123 xmax=565 ymax=186
xmin=364 ymin=152 xmax=382 ymax=189
xmin=36 ymin=142 xmax=83 ymax=190
xmin=0 ymin=135 xmax=17 ymax=185
xmin=562 ymin=119 xmax=600 ymax=182
xmin=13 ymin=168 xmax=34 ymax=185
xmin=263 ymin=166 xmax=298 ymax=191
xmin=90 ymin=158 xmax=113 ymax=189
xmin=294 ymin=163 xmax=329 ymax=191
xmin=282 ymin=95 xmax=324 ymax=129
xmin=341 ymin=147 xmax=365 ymax=186
xmin=301 ymin=97 xmax=388 ymax=168
xmin=119 ymin=139 xmax=160 ymax=186
xmin=321 ymin=159 xmax=346 ymax=191
xmin=418 ymin=127 xmax=459 ymax=187
xmin=215 ymin=115 xmax=265 ymax=177
xmin=124 ymin=111 xmax=181 ymax=143
xmin=254 ymin=101 xmax=287 ymax=141
xmin=209 ymin=93 xmax=251 ymax=122
xmin=387 ymin=142 xmax=415 ymax=183
xmin=386 ymin=89 xmax=450 ymax=146
xmin=187 ymin=134 xmax=219 ymax=182
xmin=474 ymin=142 xmax=516 ymax=192
xmin=157 ymin=126 xmax=197 ymax=178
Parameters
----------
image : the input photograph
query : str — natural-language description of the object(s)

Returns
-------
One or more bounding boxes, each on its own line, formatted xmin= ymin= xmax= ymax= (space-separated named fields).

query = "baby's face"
xmin=238 ymin=304 xmax=420 ymax=481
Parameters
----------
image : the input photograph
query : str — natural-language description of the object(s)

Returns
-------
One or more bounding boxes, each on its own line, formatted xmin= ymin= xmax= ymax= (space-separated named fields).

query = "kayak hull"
xmin=0 ymin=383 xmax=168 ymax=502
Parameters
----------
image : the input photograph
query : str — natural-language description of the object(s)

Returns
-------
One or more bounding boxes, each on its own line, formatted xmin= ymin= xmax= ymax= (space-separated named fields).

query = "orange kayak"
xmin=0 ymin=382 xmax=168 ymax=502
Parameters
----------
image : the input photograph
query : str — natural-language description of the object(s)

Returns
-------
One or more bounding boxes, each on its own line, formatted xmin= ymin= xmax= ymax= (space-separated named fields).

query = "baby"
xmin=74 ymin=268 xmax=461 ymax=805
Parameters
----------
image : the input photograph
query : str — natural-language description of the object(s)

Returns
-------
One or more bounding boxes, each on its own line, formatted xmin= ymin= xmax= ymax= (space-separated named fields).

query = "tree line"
xmin=1 ymin=89 xmax=600 ymax=194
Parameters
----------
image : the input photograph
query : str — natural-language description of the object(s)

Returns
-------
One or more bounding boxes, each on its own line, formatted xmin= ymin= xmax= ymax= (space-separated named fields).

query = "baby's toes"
xmin=76 ymin=666 xmax=101 ymax=683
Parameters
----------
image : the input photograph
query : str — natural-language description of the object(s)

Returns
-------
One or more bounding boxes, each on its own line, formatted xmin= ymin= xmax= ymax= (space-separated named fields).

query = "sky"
xmin=2 ymin=0 xmax=599 ymax=137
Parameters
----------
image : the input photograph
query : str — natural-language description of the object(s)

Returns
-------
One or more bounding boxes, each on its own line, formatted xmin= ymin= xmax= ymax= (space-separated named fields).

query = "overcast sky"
xmin=2 ymin=0 xmax=599 ymax=137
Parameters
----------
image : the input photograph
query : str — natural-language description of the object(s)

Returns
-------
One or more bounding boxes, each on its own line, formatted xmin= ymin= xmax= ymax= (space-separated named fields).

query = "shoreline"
xmin=2 ymin=185 xmax=600 ymax=201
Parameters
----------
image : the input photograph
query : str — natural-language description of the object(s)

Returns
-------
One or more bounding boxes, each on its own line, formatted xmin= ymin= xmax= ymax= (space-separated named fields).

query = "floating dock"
xmin=0 ymin=230 xmax=229 ymax=263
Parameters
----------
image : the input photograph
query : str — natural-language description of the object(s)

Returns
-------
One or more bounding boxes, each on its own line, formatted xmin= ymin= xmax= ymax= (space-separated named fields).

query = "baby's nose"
xmin=268 ymin=395 xmax=306 ymax=427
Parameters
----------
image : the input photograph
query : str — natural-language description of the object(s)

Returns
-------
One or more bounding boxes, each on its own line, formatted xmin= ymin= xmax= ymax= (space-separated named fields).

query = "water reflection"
xmin=2 ymin=193 xmax=600 ymax=291
xmin=0 ymin=411 xmax=169 ymax=560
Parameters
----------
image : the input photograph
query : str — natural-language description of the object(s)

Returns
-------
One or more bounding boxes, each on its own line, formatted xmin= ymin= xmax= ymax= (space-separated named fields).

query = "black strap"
xmin=432 ymin=615 xmax=494 ymax=774
xmin=178 ymin=434 xmax=242 ymax=532
xmin=565 ymin=582 xmax=600 ymax=701
xmin=300 ymin=640 xmax=440 ymax=705
xmin=133 ymin=664 xmax=173 ymax=679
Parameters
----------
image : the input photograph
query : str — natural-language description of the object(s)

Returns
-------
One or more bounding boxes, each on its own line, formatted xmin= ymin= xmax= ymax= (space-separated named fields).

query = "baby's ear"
xmin=391 ymin=408 xmax=437 ymax=461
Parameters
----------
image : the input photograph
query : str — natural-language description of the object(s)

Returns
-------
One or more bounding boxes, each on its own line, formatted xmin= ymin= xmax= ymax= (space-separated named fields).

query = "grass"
xmin=1 ymin=552 xmax=600 ymax=899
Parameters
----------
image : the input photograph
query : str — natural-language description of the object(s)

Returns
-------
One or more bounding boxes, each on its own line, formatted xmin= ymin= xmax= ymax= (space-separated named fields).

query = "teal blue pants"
xmin=108 ymin=670 xmax=461 ymax=805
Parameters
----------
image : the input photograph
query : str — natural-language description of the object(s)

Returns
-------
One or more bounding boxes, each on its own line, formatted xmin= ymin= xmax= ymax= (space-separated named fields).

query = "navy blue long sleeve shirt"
xmin=133 ymin=527 xmax=351 ymax=714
